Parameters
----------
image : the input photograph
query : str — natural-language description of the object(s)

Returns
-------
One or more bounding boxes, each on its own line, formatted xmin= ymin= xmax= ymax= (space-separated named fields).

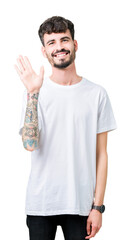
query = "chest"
xmin=40 ymin=89 xmax=98 ymax=124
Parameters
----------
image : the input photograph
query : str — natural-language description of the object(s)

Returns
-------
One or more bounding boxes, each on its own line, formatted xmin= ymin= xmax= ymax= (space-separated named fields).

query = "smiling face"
xmin=41 ymin=29 xmax=78 ymax=69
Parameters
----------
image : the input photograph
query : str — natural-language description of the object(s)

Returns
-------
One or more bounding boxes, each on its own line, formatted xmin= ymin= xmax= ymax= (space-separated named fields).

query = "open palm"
xmin=14 ymin=55 xmax=44 ymax=93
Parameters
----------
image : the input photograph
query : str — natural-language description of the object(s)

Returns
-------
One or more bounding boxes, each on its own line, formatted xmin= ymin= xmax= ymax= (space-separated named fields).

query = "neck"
xmin=49 ymin=62 xmax=82 ymax=85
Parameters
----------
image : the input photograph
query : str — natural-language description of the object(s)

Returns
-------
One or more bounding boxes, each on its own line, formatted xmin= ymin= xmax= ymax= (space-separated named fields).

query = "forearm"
xmin=94 ymin=152 xmax=108 ymax=205
xmin=22 ymin=91 xmax=40 ymax=151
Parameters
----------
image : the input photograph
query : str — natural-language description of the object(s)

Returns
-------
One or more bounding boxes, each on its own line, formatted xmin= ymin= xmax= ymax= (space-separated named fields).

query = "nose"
xmin=55 ymin=41 xmax=64 ymax=51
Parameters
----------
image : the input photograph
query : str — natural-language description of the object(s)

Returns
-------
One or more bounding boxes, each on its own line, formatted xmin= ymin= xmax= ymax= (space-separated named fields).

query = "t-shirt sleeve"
xmin=18 ymin=89 xmax=42 ymax=136
xmin=97 ymin=89 xmax=117 ymax=134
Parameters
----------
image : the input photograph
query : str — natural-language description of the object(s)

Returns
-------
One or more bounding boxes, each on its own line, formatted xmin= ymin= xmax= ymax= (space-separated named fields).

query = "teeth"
xmin=55 ymin=53 xmax=68 ymax=57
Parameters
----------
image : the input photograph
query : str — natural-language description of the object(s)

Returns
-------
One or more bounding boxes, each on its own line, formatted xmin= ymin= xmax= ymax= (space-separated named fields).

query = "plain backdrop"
xmin=0 ymin=0 xmax=130 ymax=239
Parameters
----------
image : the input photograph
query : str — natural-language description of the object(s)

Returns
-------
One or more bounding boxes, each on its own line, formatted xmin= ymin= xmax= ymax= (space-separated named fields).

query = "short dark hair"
xmin=38 ymin=16 xmax=75 ymax=46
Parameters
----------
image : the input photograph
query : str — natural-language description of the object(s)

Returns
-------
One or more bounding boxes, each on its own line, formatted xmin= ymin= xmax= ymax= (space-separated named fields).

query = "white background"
xmin=0 ymin=0 xmax=130 ymax=239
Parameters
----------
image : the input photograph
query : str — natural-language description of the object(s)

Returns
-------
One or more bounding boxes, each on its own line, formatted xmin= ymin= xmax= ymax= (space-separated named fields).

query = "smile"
xmin=54 ymin=52 xmax=69 ymax=58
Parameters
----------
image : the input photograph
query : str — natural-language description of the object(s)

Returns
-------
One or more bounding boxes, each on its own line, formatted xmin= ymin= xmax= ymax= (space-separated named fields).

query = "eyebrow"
xmin=46 ymin=36 xmax=71 ymax=45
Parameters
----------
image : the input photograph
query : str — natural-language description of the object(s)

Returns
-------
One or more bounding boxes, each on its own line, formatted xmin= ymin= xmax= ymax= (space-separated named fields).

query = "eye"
xmin=62 ymin=39 xmax=68 ymax=42
xmin=49 ymin=42 xmax=54 ymax=45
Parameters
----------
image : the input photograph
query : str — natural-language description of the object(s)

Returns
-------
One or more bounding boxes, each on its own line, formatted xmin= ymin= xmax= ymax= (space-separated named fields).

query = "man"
xmin=14 ymin=16 xmax=117 ymax=240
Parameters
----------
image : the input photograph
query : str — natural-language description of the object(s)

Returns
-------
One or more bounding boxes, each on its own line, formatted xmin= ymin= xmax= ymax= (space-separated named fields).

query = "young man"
xmin=14 ymin=16 xmax=117 ymax=240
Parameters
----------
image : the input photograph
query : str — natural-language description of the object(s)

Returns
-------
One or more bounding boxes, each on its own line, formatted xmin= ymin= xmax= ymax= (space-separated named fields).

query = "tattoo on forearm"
xmin=23 ymin=139 xmax=38 ymax=148
xmin=24 ymin=125 xmax=39 ymax=138
xmin=22 ymin=92 xmax=40 ymax=149
xmin=27 ymin=92 xmax=39 ymax=101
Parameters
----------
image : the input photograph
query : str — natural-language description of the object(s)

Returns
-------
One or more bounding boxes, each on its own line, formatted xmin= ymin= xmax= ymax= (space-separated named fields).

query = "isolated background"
xmin=0 ymin=0 xmax=130 ymax=239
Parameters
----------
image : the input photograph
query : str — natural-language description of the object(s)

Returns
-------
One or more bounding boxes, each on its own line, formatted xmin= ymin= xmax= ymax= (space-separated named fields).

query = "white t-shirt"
xmin=19 ymin=76 xmax=117 ymax=216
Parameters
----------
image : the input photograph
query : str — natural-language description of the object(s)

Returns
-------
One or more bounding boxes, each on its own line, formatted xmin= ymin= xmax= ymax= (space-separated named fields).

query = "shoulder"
xmin=83 ymin=77 xmax=108 ymax=99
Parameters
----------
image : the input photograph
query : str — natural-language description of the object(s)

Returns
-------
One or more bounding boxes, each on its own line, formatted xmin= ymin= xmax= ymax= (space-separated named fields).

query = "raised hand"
xmin=14 ymin=55 xmax=44 ymax=93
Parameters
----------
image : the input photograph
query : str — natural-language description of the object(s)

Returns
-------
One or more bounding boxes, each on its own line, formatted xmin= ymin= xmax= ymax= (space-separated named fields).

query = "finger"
xmin=85 ymin=231 xmax=97 ymax=239
xmin=85 ymin=225 xmax=97 ymax=239
xmin=39 ymin=66 xmax=44 ymax=79
xmin=14 ymin=64 xmax=22 ymax=77
xmin=86 ymin=221 xmax=91 ymax=235
xmin=17 ymin=57 xmax=25 ymax=72
xmin=24 ymin=56 xmax=33 ymax=71
xmin=19 ymin=55 xmax=28 ymax=71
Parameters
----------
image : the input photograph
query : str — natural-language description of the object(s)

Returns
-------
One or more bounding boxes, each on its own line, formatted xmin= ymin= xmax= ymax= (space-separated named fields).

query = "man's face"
xmin=41 ymin=29 xmax=78 ymax=69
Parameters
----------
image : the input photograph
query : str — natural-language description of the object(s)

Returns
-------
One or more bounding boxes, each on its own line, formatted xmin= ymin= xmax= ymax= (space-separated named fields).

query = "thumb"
xmin=39 ymin=66 xmax=44 ymax=79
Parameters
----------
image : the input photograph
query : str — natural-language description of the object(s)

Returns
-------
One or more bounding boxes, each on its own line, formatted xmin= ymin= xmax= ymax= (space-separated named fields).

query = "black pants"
xmin=26 ymin=214 xmax=89 ymax=240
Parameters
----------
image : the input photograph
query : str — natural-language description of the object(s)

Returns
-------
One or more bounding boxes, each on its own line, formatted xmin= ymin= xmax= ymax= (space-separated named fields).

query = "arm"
xmin=22 ymin=91 xmax=40 ymax=151
xmin=94 ymin=131 xmax=108 ymax=205
xmin=14 ymin=55 xmax=44 ymax=151
xmin=85 ymin=131 xmax=108 ymax=239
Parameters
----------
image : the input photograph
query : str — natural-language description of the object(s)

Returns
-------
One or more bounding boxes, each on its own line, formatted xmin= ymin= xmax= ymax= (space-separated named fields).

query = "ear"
xmin=74 ymin=40 xmax=78 ymax=52
xmin=41 ymin=46 xmax=47 ymax=58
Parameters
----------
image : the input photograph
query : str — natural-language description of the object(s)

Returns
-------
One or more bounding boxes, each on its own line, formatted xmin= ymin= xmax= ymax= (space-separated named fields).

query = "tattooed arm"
xmin=22 ymin=91 xmax=40 ymax=151
xmin=14 ymin=55 xmax=44 ymax=150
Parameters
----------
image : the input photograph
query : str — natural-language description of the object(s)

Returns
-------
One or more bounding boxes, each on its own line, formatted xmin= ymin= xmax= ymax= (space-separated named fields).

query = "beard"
xmin=53 ymin=52 xmax=75 ymax=69
xmin=46 ymin=47 xmax=76 ymax=69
